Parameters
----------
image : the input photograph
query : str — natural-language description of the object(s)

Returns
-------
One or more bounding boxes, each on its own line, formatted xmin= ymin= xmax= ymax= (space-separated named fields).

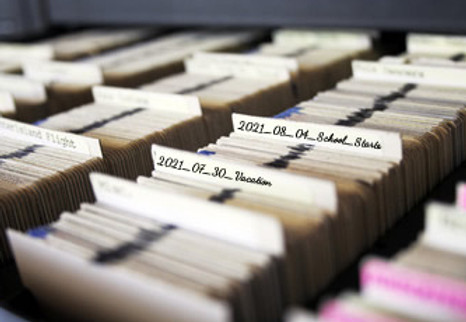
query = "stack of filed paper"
xmin=0 ymin=118 xmax=105 ymax=263
xmin=0 ymin=29 xmax=154 ymax=121
xmin=141 ymin=52 xmax=296 ymax=142
xmin=256 ymin=29 xmax=378 ymax=101
xmin=19 ymin=60 xmax=103 ymax=118
xmin=0 ymin=43 xmax=53 ymax=74
xmin=0 ymin=74 xmax=48 ymax=122
xmin=142 ymin=112 xmax=401 ymax=303
xmin=0 ymin=27 xmax=156 ymax=72
xmin=314 ymin=192 xmax=466 ymax=322
xmin=140 ymin=144 xmax=338 ymax=303
xmin=382 ymin=33 xmax=466 ymax=70
xmin=1 ymin=61 xmax=102 ymax=122
xmin=8 ymin=172 xmax=286 ymax=322
xmin=278 ymin=60 xmax=466 ymax=208
xmin=83 ymin=29 xmax=264 ymax=88
xmin=0 ymin=29 xmax=261 ymax=123
xmin=397 ymin=33 xmax=466 ymax=67
xmin=37 ymin=86 xmax=209 ymax=179
xmin=36 ymin=27 xmax=158 ymax=61
xmin=140 ymin=57 xmax=466 ymax=301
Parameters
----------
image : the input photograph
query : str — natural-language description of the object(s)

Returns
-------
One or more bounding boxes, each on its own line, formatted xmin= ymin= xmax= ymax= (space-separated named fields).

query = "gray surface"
xmin=48 ymin=0 xmax=466 ymax=33
xmin=0 ymin=0 xmax=49 ymax=39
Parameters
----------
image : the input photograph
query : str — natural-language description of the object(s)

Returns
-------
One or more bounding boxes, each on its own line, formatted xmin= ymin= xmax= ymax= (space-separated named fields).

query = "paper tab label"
xmin=273 ymin=29 xmax=373 ymax=50
xmin=423 ymin=203 xmax=466 ymax=256
xmin=0 ymin=118 xmax=102 ymax=158
xmin=379 ymin=56 xmax=409 ymax=64
xmin=232 ymin=113 xmax=402 ymax=161
xmin=185 ymin=52 xmax=293 ymax=81
xmin=0 ymin=74 xmax=46 ymax=102
xmin=152 ymin=144 xmax=337 ymax=212
xmin=408 ymin=33 xmax=466 ymax=55
xmin=192 ymin=52 xmax=298 ymax=72
xmin=0 ymin=43 xmax=54 ymax=61
xmin=23 ymin=61 xmax=103 ymax=86
xmin=0 ymin=92 xmax=15 ymax=114
xmin=93 ymin=86 xmax=201 ymax=116
xmin=353 ymin=60 xmax=466 ymax=88
xmin=90 ymin=172 xmax=284 ymax=255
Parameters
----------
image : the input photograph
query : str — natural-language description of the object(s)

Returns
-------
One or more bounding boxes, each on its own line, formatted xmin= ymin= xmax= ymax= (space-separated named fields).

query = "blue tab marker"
xmin=197 ymin=150 xmax=216 ymax=156
xmin=28 ymin=226 xmax=54 ymax=239
xmin=274 ymin=107 xmax=303 ymax=119
xmin=33 ymin=118 xmax=48 ymax=126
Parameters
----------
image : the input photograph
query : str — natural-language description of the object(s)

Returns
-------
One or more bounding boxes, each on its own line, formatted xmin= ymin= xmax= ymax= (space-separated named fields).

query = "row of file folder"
xmin=2 ymin=31 xmax=466 ymax=321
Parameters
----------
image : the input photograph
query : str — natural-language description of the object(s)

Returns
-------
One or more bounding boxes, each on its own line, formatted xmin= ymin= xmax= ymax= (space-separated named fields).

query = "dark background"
xmin=2 ymin=0 xmax=466 ymax=39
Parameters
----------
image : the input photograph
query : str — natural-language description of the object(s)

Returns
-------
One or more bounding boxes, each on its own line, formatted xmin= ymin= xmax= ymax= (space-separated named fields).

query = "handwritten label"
xmin=0 ymin=92 xmax=15 ymax=113
xmin=353 ymin=60 xmax=466 ymax=88
xmin=408 ymin=33 xmax=466 ymax=55
xmin=232 ymin=114 xmax=402 ymax=161
xmin=93 ymin=86 xmax=201 ymax=116
xmin=273 ymin=29 xmax=373 ymax=50
xmin=90 ymin=172 xmax=284 ymax=255
xmin=0 ymin=118 xmax=102 ymax=158
xmin=0 ymin=43 xmax=54 ymax=61
xmin=152 ymin=144 xmax=337 ymax=212
xmin=0 ymin=74 xmax=46 ymax=102
xmin=185 ymin=53 xmax=292 ymax=81
xmin=23 ymin=61 xmax=103 ymax=86
xmin=423 ymin=202 xmax=466 ymax=256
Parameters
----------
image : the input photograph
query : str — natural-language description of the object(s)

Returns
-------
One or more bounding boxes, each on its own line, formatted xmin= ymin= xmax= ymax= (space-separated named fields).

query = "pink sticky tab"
xmin=361 ymin=259 xmax=466 ymax=317
xmin=319 ymin=300 xmax=400 ymax=322
xmin=456 ymin=184 xmax=466 ymax=210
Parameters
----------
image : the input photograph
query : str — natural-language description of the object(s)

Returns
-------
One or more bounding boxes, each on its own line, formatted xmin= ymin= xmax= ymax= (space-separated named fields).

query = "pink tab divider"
xmin=361 ymin=259 xmax=466 ymax=317
xmin=456 ymin=183 xmax=466 ymax=210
